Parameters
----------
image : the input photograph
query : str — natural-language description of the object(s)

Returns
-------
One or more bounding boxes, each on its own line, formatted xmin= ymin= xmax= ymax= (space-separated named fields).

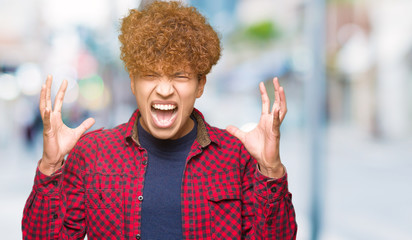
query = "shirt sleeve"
xmin=22 ymin=164 xmax=65 ymax=239
xmin=22 ymin=147 xmax=87 ymax=239
xmin=240 ymin=148 xmax=297 ymax=240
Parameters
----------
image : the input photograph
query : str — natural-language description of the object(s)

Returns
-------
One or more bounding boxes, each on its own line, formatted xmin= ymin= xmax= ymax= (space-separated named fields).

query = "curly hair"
xmin=119 ymin=1 xmax=221 ymax=77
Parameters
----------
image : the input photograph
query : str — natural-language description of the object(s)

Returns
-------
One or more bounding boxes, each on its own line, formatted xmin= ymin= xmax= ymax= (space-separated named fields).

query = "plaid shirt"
xmin=22 ymin=109 xmax=297 ymax=239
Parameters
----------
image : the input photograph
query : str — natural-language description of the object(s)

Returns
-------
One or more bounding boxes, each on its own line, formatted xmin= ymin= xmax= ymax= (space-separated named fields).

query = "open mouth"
xmin=151 ymin=103 xmax=178 ymax=128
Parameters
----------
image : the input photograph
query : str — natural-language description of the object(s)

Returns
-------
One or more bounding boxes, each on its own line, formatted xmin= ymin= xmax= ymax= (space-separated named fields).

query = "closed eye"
xmin=173 ymin=72 xmax=191 ymax=80
xmin=143 ymin=75 xmax=157 ymax=79
xmin=176 ymin=75 xmax=189 ymax=79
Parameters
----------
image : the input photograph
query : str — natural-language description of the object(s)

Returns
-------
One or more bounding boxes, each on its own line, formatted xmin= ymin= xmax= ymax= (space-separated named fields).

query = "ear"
xmin=130 ymin=74 xmax=136 ymax=96
xmin=196 ymin=75 xmax=206 ymax=98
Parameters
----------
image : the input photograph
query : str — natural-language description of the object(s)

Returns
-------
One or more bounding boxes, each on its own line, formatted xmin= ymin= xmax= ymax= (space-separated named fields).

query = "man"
xmin=22 ymin=1 xmax=297 ymax=239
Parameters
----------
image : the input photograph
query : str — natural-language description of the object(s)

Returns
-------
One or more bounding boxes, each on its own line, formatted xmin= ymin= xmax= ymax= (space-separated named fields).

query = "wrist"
xmin=39 ymin=157 xmax=63 ymax=176
xmin=258 ymin=162 xmax=284 ymax=178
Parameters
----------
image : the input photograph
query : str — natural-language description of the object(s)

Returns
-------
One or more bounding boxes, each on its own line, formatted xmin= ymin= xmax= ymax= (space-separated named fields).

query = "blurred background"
xmin=1 ymin=0 xmax=411 ymax=239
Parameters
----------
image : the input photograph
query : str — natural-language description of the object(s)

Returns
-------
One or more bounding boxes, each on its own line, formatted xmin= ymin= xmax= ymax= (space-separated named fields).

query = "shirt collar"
xmin=124 ymin=108 xmax=220 ymax=148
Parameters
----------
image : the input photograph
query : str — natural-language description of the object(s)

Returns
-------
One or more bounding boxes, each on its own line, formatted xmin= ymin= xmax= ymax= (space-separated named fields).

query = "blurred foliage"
xmin=244 ymin=21 xmax=281 ymax=41
xmin=229 ymin=20 xmax=282 ymax=48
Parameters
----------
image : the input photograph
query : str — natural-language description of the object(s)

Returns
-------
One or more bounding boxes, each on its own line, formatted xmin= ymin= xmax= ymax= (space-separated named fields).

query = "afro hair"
xmin=119 ymin=1 xmax=221 ymax=77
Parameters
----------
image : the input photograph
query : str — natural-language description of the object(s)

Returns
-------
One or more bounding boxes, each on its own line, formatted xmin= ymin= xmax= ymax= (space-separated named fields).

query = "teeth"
xmin=152 ymin=104 xmax=177 ymax=111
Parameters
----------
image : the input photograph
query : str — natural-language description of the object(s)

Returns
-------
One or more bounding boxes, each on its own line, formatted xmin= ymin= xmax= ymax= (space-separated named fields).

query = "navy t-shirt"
xmin=138 ymin=118 xmax=197 ymax=240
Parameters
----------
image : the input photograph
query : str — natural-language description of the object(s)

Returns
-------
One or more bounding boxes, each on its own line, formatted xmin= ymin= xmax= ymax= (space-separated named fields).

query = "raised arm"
xmin=22 ymin=76 xmax=94 ymax=239
xmin=227 ymin=77 xmax=297 ymax=239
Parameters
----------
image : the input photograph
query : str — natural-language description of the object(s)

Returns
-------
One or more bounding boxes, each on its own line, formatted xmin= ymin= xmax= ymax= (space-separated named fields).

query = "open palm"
xmin=227 ymin=78 xmax=287 ymax=178
xmin=39 ymin=75 xmax=95 ymax=176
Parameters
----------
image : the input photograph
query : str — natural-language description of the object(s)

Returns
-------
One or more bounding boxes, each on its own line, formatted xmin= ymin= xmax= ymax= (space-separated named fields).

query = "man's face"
xmin=131 ymin=68 xmax=206 ymax=140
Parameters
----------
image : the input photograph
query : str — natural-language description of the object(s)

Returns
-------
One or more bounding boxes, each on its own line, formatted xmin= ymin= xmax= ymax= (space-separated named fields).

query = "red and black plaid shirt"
xmin=22 ymin=109 xmax=297 ymax=239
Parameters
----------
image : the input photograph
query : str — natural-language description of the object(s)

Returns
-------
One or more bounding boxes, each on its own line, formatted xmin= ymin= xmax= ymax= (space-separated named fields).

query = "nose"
xmin=155 ymin=78 xmax=174 ymax=97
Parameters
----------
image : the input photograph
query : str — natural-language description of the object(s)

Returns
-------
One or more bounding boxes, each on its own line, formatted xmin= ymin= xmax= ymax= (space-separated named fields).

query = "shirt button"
xmin=267 ymin=219 xmax=273 ymax=226
xmin=135 ymin=234 xmax=141 ymax=239
xmin=52 ymin=213 xmax=58 ymax=219
xmin=138 ymin=195 xmax=143 ymax=201
xmin=271 ymin=187 xmax=277 ymax=193
xmin=51 ymin=180 xmax=58 ymax=186
xmin=142 ymin=160 xmax=148 ymax=165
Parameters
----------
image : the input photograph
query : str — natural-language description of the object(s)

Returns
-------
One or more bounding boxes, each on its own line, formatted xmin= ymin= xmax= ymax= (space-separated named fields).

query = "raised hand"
xmin=226 ymin=78 xmax=287 ymax=178
xmin=39 ymin=75 xmax=95 ymax=176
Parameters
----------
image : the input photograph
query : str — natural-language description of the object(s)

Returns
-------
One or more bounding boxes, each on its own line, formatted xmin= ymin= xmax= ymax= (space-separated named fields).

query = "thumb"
xmin=74 ymin=118 xmax=96 ymax=138
xmin=226 ymin=125 xmax=246 ymax=143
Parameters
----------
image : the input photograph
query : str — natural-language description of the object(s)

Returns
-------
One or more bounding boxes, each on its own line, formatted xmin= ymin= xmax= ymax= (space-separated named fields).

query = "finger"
xmin=272 ymin=107 xmax=281 ymax=134
xmin=45 ymin=75 xmax=53 ymax=110
xmin=226 ymin=125 xmax=246 ymax=144
xmin=271 ymin=77 xmax=281 ymax=114
xmin=39 ymin=84 xmax=46 ymax=119
xmin=43 ymin=107 xmax=51 ymax=133
xmin=259 ymin=82 xmax=270 ymax=115
xmin=54 ymin=79 xmax=68 ymax=113
xmin=74 ymin=118 xmax=96 ymax=139
xmin=279 ymin=86 xmax=288 ymax=122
